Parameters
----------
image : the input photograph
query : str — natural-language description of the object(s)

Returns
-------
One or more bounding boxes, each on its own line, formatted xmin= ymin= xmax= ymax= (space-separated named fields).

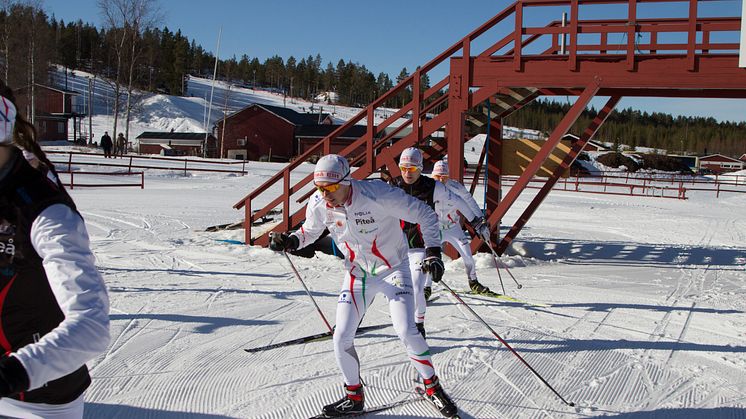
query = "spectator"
xmin=100 ymin=132 xmax=112 ymax=158
xmin=116 ymin=133 xmax=127 ymax=157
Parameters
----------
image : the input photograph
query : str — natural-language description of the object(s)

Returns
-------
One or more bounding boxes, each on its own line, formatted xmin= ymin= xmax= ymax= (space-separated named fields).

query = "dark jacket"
xmin=389 ymin=175 xmax=436 ymax=249
xmin=0 ymin=150 xmax=92 ymax=404
xmin=100 ymin=134 xmax=112 ymax=149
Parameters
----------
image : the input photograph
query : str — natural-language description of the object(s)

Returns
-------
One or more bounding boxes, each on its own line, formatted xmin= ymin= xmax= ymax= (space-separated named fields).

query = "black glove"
xmin=269 ymin=232 xmax=299 ymax=252
xmin=0 ymin=355 xmax=30 ymax=397
xmin=470 ymin=216 xmax=491 ymax=241
xmin=421 ymin=247 xmax=445 ymax=282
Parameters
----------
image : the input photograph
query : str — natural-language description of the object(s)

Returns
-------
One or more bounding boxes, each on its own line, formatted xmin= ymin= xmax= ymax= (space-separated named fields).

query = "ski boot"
xmin=423 ymin=375 xmax=458 ymax=417
xmin=468 ymin=279 xmax=493 ymax=295
xmin=321 ymin=383 xmax=364 ymax=417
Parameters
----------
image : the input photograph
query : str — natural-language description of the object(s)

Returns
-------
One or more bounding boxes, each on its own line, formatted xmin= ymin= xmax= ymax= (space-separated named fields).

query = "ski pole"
xmin=493 ymin=253 xmax=507 ymax=295
xmin=281 ymin=251 xmax=334 ymax=333
xmin=439 ymin=278 xmax=575 ymax=407
xmin=483 ymin=236 xmax=523 ymax=289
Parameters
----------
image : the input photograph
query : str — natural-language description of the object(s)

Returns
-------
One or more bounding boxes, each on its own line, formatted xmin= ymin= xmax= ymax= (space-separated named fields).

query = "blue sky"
xmin=45 ymin=0 xmax=745 ymax=123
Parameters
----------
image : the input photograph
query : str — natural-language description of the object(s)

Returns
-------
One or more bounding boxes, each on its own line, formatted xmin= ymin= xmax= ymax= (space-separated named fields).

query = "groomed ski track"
xmin=68 ymin=157 xmax=746 ymax=418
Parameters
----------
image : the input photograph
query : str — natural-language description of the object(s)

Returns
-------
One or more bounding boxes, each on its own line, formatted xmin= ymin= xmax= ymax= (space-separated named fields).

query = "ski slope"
xmin=56 ymin=153 xmax=746 ymax=419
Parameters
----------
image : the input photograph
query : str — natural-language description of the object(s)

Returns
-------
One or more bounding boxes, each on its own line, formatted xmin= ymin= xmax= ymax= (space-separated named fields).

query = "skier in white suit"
xmin=269 ymin=154 xmax=457 ymax=418
xmin=431 ymin=159 xmax=492 ymax=293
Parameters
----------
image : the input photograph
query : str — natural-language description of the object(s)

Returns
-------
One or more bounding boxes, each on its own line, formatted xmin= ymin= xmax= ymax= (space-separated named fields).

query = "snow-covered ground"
xmin=49 ymin=68 xmax=746 ymax=418
xmin=52 ymin=151 xmax=746 ymax=419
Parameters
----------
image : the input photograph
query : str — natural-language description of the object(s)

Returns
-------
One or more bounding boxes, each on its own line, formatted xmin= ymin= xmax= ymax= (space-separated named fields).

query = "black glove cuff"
xmin=425 ymin=247 xmax=441 ymax=259
xmin=0 ymin=355 xmax=30 ymax=394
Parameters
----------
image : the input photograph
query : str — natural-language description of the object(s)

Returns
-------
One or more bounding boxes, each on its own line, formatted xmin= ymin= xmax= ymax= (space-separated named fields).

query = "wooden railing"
xmin=233 ymin=0 xmax=744 ymax=246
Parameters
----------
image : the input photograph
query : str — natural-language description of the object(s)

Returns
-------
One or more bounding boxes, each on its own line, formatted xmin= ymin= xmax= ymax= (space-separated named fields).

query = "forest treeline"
xmin=1 ymin=2 xmax=743 ymax=156
xmin=505 ymin=100 xmax=746 ymax=157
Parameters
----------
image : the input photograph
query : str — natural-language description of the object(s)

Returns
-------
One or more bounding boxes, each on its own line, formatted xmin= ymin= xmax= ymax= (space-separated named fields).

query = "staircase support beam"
xmin=471 ymin=80 xmax=600 ymax=253
xmin=495 ymin=95 xmax=621 ymax=255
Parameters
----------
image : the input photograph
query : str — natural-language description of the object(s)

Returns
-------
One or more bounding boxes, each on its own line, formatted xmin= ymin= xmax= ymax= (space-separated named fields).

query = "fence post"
xmin=242 ymin=161 xmax=246 ymax=175
xmin=141 ymin=172 xmax=144 ymax=189
xmin=68 ymin=152 xmax=73 ymax=172
xmin=69 ymin=171 xmax=74 ymax=190
xmin=184 ymin=159 xmax=188 ymax=176
xmin=128 ymin=157 xmax=133 ymax=174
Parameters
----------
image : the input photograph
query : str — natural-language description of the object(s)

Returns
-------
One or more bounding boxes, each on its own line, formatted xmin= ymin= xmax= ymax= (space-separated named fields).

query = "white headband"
xmin=0 ymin=95 xmax=17 ymax=145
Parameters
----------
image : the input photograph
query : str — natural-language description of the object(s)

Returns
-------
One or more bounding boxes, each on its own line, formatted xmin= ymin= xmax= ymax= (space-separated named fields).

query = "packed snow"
xmin=47 ymin=68 xmax=746 ymax=418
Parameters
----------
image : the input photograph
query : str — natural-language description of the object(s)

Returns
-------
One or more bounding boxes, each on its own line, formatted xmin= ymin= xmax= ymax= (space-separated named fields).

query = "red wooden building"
xmin=296 ymin=125 xmax=368 ymax=160
xmin=215 ymin=104 xmax=333 ymax=160
xmin=699 ymin=154 xmax=744 ymax=173
xmin=14 ymin=84 xmax=83 ymax=142
xmin=136 ymin=132 xmax=218 ymax=157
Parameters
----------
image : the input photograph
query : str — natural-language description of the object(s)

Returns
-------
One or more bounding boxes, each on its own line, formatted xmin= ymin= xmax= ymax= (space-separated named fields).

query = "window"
xmin=237 ymin=138 xmax=246 ymax=146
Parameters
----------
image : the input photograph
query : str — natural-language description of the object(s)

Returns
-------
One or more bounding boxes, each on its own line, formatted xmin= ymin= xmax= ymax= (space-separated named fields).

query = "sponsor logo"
xmin=338 ymin=292 xmax=352 ymax=304
xmin=314 ymin=171 xmax=342 ymax=179
xmin=354 ymin=217 xmax=375 ymax=225
xmin=353 ymin=210 xmax=371 ymax=217
xmin=0 ymin=239 xmax=14 ymax=256
xmin=357 ymin=227 xmax=379 ymax=234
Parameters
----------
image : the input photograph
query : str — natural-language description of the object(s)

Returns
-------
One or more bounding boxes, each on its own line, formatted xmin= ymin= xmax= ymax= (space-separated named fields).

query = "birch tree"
xmin=97 ymin=0 xmax=160 ymax=142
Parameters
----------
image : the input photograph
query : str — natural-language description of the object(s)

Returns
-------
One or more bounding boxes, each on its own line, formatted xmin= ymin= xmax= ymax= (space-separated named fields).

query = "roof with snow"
xmin=699 ymin=153 xmax=742 ymax=163
xmin=219 ymin=103 xmax=330 ymax=126
xmin=136 ymin=132 xmax=216 ymax=140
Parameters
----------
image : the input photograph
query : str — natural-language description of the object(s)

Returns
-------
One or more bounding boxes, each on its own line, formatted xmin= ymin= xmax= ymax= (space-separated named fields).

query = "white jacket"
xmin=434 ymin=180 xmax=481 ymax=231
xmin=292 ymin=179 xmax=440 ymax=276
xmin=15 ymin=204 xmax=111 ymax=390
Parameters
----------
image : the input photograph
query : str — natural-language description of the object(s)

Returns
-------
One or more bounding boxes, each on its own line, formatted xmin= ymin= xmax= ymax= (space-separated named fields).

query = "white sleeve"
xmin=290 ymin=194 xmax=327 ymax=249
xmin=450 ymin=181 xmax=483 ymax=217
xmin=373 ymin=182 xmax=440 ymax=249
xmin=436 ymin=182 xmax=480 ymax=224
xmin=15 ymin=204 xmax=110 ymax=390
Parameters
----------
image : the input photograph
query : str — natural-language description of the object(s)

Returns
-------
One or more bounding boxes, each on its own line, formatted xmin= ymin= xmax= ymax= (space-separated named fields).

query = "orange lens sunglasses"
xmin=399 ymin=165 xmax=419 ymax=173
xmin=434 ymin=175 xmax=449 ymax=181
xmin=315 ymin=182 xmax=342 ymax=193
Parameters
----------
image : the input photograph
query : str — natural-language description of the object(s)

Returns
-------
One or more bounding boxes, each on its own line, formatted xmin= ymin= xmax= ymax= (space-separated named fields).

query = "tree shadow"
xmin=428 ymin=334 xmax=746 ymax=355
xmin=510 ymin=238 xmax=746 ymax=269
xmin=84 ymin=403 xmax=235 ymax=418
xmin=99 ymin=266 xmax=287 ymax=279
xmin=600 ymin=407 xmax=746 ymax=418
xmin=108 ymin=313 xmax=278 ymax=334
xmin=107 ymin=285 xmax=338 ymax=300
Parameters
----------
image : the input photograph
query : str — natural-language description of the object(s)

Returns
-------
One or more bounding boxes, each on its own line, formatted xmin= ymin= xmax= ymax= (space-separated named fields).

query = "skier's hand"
xmin=269 ymin=232 xmax=299 ymax=252
xmin=0 ymin=355 xmax=29 ymax=397
xmin=470 ymin=216 xmax=491 ymax=242
xmin=421 ymin=247 xmax=445 ymax=283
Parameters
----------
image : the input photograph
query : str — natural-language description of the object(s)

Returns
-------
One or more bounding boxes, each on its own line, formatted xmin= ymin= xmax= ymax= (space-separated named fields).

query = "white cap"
xmin=314 ymin=154 xmax=351 ymax=185
xmin=0 ymin=96 xmax=17 ymax=145
xmin=432 ymin=160 xmax=449 ymax=176
xmin=399 ymin=147 xmax=423 ymax=169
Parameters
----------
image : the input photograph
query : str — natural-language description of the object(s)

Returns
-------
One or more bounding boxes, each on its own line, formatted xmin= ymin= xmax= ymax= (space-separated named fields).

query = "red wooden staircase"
xmin=234 ymin=0 xmax=746 ymax=250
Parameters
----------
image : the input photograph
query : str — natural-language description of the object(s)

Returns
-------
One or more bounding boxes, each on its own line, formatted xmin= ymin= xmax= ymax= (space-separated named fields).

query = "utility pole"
xmin=205 ymin=26 xmax=222 ymax=158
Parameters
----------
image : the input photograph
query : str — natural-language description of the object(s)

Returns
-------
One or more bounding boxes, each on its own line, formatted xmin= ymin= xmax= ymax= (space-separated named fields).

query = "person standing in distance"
xmin=390 ymin=147 xmax=484 ymax=338
xmin=431 ymin=159 xmax=493 ymax=293
xmin=269 ymin=154 xmax=457 ymax=418
xmin=100 ymin=131 xmax=112 ymax=158
xmin=0 ymin=80 xmax=110 ymax=419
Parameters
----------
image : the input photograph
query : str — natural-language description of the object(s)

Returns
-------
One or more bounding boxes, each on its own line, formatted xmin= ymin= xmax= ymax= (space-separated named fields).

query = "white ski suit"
xmin=291 ymin=179 xmax=441 ymax=385
xmin=437 ymin=179 xmax=483 ymax=284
